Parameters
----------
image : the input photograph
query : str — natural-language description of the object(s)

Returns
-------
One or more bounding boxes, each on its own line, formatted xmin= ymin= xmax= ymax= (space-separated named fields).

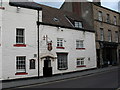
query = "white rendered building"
xmin=0 ymin=0 xmax=97 ymax=80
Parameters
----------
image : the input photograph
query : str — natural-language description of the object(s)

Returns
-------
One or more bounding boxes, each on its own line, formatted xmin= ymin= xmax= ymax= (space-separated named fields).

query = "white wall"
xmin=1 ymin=2 xmax=42 ymax=80
xmin=0 ymin=9 xmax=2 ymax=80
xmin=39 ymin=25 xmax=97 ymax=76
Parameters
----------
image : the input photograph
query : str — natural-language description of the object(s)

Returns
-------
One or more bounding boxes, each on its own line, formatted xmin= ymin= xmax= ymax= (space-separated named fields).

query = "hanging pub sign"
xmin=47 ymin=42 xmax=52 ymax=51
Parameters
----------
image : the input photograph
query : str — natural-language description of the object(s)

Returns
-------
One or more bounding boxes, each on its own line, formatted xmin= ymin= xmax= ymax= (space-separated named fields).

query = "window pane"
xmin=108 ymin=30 xmax=112 ymax=42
xmin=57 ymin=53 xmax=68 ymax=70
xmin=76 ymin=58 xmax=85 ymax=66
xmin=75 ymin=21 xmax=82 ymax=28
xmin=16 ymin=28 xmax=25 ymax=44
xmin=16 ymin=56 xmax=26 ymax=72
xmin=106 ymin=14 xmax=110 ymax=23
xmin=115 ymin=31 xmax=118 ymax=42
xmin=76 ymin=40 xmax=84 ymax=48
xmin=98 ymin=11 xmax=102 ymax=21
xmin=100 ymin=28 xmax=104 ymax=41
xmin=57 ymin=38 xmax=63 ymax=47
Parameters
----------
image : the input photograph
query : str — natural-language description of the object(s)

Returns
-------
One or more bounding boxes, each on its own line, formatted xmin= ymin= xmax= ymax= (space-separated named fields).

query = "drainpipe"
xmin=37 ymin=10 xmax=40 ymax=79
xmin=0 ymin=0 xmax=2 ymax=7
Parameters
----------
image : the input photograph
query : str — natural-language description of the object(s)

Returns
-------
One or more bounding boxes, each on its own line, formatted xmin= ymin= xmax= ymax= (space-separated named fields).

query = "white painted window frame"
xmin=16 ymin=28 xmax=25 ymax=44
xmin=16 ymin=56 xmax=26 ymax=73
xmin=76 ymin=40 xmax=84 ymax=48
xmin=76 ymin=58 xmax=85 ymax=66
xmin=57 ymin=38 xmax=64 ymax=47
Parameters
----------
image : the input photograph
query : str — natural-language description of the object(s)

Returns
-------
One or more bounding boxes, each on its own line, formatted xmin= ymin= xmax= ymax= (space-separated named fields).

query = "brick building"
xmin=93 ymin=4 xmax=120 ymax=67
xmin=61 ymin=1 xmax=120 ymax=67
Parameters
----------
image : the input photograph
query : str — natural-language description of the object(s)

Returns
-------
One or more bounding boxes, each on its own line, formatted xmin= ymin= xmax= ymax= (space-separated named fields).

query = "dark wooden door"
xmin=43 ymin=58 xmax=52 ymax=77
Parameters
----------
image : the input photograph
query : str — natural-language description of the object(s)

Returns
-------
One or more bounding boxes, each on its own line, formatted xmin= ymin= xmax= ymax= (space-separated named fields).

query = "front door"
xmin=43 ymin=57 xmax=52 ymax=77
xmin=97 ymin=49 xmax=100 ymax=68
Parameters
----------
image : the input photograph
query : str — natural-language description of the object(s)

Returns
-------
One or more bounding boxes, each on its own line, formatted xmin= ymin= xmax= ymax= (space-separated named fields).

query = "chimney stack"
xmin=93 ymin=0 xmax=101 ymax=6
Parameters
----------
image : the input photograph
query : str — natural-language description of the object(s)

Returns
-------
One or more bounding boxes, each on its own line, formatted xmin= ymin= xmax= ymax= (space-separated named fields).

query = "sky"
xmin=33 ymin=0 xmax=120 ymax=12
xmin=101 ymin=0 xmax=119 ymax=12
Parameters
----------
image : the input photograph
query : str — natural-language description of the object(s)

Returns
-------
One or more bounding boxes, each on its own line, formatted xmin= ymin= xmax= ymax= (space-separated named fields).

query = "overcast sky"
xmin=101 ymin=0 xmax=119 ymax=11
xmin=33 ymin=0 xmax=120 ymax=12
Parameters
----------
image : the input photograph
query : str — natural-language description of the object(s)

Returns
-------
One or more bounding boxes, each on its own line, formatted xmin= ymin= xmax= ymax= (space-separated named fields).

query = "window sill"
xmin=15 ymin=72 xmax=28 ymax=75
xmin=0 ymin=7 xmax=5 ymax=10
xmin=56 ymin=47 xmax=65 ymax=49
xmin=77 ymin=65 xmax=86 ymax=68
xmin=76 ymin=48 xmax=85 ymax=50
xmin=95 ymin=19 xmax=119 ymax=27
xmin=13 ymin=44 xmax=26 ymax=47
xmin=58 ymin=68 xmax=68 ymax=70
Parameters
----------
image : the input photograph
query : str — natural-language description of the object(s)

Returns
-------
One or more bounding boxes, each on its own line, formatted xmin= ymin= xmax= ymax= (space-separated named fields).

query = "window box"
xmin=56 ymin=47 xmax=65 ymax=49
xmin=13 ymin=44 xmax=26 ymax=47
xmin=15 ymin=72 xmax=28 ymax=75
xmin=76 ymin=48 xmax=85 ymax=50
xmin=77 ymin=65 xmax=86 ymax=68
xmin=16 ymin=28 xmax=25 ymax=45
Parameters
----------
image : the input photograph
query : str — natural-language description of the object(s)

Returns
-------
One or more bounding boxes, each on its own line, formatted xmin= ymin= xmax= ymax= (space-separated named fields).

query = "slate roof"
xmin=39 ymin=4 xmax=94 ymax=32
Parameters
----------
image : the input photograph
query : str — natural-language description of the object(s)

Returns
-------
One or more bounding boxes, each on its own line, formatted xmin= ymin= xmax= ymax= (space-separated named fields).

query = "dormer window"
xmin=74 ymin=21 xmax=83 ymax=28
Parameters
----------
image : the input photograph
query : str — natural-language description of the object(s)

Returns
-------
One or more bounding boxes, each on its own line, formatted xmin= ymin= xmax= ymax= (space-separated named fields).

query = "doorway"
xmin=43 ymin=57 xmax=52 ymax=77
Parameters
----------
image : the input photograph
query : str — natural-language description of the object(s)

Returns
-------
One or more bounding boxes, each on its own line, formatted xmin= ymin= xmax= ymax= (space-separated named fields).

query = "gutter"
xmin=38 ymin=22 xmax=95 ymax=33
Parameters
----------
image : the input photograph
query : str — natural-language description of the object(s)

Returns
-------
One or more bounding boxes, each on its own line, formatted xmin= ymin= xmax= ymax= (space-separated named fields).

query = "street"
xmin=15 ymin=67 xmax=120 ymax=89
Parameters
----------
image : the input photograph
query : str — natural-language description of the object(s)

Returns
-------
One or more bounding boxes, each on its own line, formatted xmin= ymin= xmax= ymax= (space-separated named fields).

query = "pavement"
xmin=1 ymin=66 xmax=119 ymax=89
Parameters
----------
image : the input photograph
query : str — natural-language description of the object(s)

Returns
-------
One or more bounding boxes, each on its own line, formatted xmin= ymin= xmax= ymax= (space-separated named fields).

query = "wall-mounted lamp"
xmin=57 ymin=27 xmax=61 ymax=30
xmin=16 ymin=7 xmax=21 ymax=13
